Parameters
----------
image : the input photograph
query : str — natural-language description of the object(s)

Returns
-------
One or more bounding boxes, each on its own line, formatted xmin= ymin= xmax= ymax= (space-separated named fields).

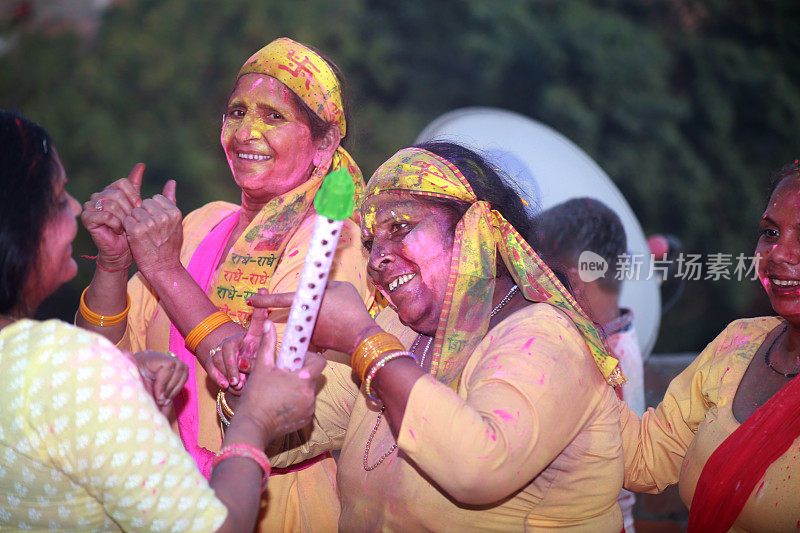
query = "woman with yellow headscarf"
xmin=77 ymin=38 xmax=371 ymax=531
xmin=253 ymin=142 xmax=627 ymax=530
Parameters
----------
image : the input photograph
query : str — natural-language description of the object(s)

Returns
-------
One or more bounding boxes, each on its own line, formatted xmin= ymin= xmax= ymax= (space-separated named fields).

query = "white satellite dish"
xmin=416 ymin=107 xmax=660 ymax=358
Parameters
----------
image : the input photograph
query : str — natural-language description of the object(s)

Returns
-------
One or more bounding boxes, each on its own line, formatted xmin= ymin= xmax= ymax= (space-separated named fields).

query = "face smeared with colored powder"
xmin=361 ymin=192 xmax=460 ymax=335
xmin=756 ymin=177 xmax=800 ymax=322
xmin=221 ymin=73 xmax=321 ymax=203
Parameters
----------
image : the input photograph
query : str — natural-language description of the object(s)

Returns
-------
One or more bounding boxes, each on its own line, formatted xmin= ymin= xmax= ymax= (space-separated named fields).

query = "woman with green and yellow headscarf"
xmin=255 ymin=142 xmax=627 ymax=530
xmin=77 ymin=38 xmax=371 ymax=531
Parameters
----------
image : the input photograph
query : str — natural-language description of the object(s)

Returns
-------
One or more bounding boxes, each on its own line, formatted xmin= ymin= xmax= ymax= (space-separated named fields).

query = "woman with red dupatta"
xmin=620 ymin=161 xmax=800 ymax=532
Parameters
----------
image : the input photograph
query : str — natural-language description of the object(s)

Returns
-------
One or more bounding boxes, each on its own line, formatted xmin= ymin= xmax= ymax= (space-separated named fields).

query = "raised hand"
xmin=81 ymin=163 xmax=144 ymax=270
xmin=247 ymin=281 xmax=376 ymax=356
xmin=123 ymin=180 xmax=183 ymax=279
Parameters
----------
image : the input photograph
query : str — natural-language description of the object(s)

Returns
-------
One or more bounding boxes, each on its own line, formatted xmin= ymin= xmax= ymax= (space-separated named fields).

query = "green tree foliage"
xmin=2 ymin=0 xmax=798 ymax=351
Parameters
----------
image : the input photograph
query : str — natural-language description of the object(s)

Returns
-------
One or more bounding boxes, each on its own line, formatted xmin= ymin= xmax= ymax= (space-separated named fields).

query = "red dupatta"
xmin=688 ymin=367 xmax=800 ymax=532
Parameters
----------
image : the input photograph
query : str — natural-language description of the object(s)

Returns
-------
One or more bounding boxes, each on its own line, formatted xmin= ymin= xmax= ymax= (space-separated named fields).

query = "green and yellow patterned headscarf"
xmin=365 ymin=147 xmax=625 ymax=389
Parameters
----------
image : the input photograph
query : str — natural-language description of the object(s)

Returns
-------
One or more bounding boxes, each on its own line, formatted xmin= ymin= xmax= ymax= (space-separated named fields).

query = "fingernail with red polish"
xmin=239 ymin=358 xmax=250 ymax=372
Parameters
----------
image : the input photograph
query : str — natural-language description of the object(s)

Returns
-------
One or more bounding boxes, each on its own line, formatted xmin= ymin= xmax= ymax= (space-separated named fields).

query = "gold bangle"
xmin=351 ymin=332 xmax=405 ymax=381
xmin=217 ymin=389 xmax=235 ymax=418
xmin=185 ymin=311 xmax=233 ymax=352
xmin=79 ymin=287 xmax=131 ymax=327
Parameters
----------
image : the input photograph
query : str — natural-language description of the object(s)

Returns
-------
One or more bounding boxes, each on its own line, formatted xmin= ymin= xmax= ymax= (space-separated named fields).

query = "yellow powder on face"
xmin=362 ymin=204 xmax=377 ymax=232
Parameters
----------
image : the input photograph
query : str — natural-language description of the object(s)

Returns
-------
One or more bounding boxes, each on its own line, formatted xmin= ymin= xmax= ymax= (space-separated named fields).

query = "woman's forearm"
xmin=143 ymin=264 xmax=245 ymax=359
xmin=76 ymin=267 xmax=130 ymax=343
xmin=211 ymin=417 xmax=271 ymax=532
xmin=371 ymin=357 xmax=426 ymax=435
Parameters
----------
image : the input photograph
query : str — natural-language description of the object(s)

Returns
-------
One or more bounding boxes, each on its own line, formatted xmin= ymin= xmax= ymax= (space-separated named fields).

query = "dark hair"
xmin=533 ymin=197 xmax=627 ymax=292
xmin=0 ymin=111 xmax=58 ymax=314
xmin=289 ymin=46 xmax=352 ymax=148
xmin=411 ymin=141 xmax=572 ymax=291
xmin=412 ymin=141 xmax=537 ymax=238
xmin=765 ymin=160 xmax=800 ymax=209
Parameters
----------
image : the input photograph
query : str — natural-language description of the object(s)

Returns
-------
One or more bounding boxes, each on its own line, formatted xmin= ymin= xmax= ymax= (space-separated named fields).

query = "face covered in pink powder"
xmin=756 ymin=176 xmax=800 ymax=323
xmin=361 ymin=192 xmax=461 ymax=336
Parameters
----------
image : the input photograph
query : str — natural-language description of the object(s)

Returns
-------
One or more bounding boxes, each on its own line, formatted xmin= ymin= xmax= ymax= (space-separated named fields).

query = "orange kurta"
xmin=272 ymin=304 xmax=624 ymax=531
xmin=119 ymin=200 xmax=372 ymax=532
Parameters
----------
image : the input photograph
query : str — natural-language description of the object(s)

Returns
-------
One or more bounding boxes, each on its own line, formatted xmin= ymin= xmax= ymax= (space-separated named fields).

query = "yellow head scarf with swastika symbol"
xmin=209 ymin=38 xmax=364 ymax=326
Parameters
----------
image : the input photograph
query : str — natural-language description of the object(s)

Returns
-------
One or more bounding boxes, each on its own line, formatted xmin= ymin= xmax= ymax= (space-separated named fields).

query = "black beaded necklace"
xmin=764 ymin=324 xmax=799 ymax=379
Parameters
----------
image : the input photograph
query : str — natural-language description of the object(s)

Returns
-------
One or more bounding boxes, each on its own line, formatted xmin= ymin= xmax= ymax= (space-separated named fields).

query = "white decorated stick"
xmin=275 ymin=168 xmax=355 ymax=370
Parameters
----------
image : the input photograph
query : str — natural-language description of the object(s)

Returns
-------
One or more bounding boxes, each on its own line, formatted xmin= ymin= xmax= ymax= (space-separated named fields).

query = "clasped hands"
xmin=81 ymin=163 xmax=183 ymax=277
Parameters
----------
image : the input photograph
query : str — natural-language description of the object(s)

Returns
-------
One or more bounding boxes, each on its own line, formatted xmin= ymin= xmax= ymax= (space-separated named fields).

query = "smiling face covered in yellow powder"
xmin=221 ymin=73 xmax=328 ymax=202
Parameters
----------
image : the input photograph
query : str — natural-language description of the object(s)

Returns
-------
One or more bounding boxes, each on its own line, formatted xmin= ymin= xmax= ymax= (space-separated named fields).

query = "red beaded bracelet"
xmin=212 ymin=443 xmax=271 ymax=492
xmin=80 ymin=255 xmax=132 ymax=273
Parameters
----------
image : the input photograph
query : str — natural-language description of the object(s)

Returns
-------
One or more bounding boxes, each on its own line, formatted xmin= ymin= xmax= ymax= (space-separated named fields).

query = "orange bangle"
xmin=185 ymin=311 xmax=233 ymax=352
xmin=79 ymin=287 xmax=130 ymax=327
xmin=351 ymin=332 xmax=405 ymax=381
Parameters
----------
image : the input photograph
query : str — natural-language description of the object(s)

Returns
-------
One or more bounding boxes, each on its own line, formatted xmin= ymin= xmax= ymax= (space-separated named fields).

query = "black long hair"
xmin=0 ymin=111 xmax=58 ymax=314
xmin=765 ymin=160 xmax=800 ymax=209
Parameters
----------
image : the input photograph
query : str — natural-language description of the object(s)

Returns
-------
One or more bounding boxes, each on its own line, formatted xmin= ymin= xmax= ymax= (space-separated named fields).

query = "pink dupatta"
xmin=169 ymin=210 xmax=239 ymax=478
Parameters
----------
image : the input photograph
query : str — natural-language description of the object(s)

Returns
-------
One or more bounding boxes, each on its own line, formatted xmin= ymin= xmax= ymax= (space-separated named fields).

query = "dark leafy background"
xmin=3 ymin=0 xmax=797 ymax=352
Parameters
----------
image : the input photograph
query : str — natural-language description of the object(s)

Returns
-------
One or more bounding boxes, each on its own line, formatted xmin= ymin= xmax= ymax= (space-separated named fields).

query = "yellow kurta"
xmin=118 ymin=200 xmax=372 ymax=532
xmin=0 ymin=319 xmax=227 ymax=531
xmin=621 ymin=316 xmax=800 ymax=532
xmin=272 ymin=303 xmax=624 ymax=531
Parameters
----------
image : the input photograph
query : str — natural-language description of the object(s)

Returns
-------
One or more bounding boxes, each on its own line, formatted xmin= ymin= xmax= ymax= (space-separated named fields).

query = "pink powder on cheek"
xmin=402 ymin=227 xmax=446 ymax=261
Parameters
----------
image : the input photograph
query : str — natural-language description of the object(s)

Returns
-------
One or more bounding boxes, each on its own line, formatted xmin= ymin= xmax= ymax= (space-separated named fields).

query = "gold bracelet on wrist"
xmin=217 ymin=389 xmax=235 ymax=418
xmin=351 ymin=332 xmax=405 ymax=382
xmin=185 ymin=311 xmax=233 ymax=353
xmin=363 ymin=350 xmax=416 ymax=401
xmin=79 ymin=287 xmax=131 ymax=327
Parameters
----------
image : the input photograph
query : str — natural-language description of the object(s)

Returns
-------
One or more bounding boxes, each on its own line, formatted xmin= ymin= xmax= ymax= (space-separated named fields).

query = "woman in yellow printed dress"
xmin=0 ymin=109 xmax=324 ymax=532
